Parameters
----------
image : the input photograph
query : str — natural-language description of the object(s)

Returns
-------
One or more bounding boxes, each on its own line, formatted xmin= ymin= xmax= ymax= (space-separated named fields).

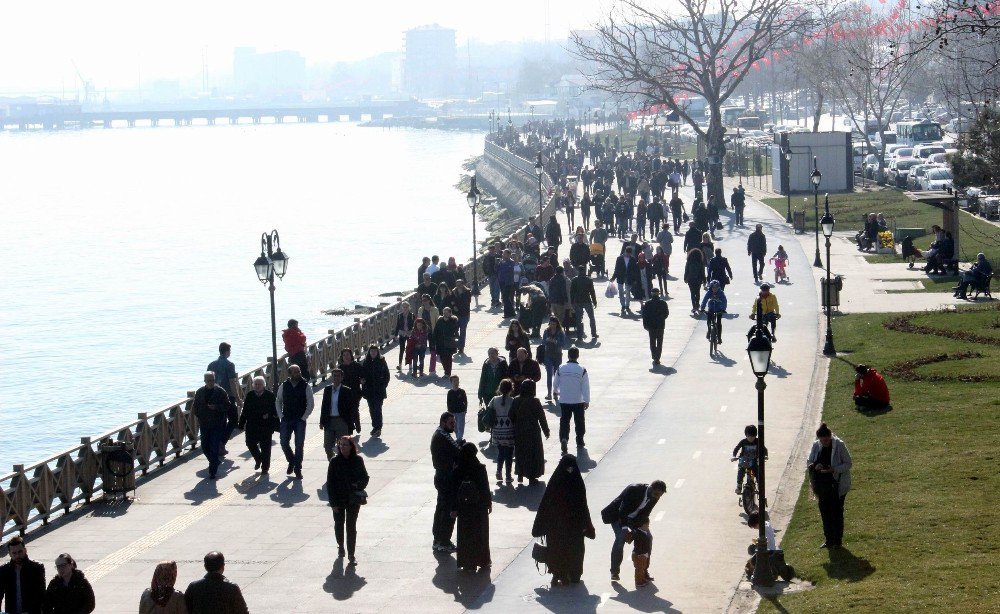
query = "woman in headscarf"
xmin=450 ymin=442 xmax=492 ymax=572
xmin=139 ymin=561 xmax=186 ymax=614
xmin=532 ymin=455 xmax=596 ymax=585
xmin=510 ymin=380 xmax=550 ymax=484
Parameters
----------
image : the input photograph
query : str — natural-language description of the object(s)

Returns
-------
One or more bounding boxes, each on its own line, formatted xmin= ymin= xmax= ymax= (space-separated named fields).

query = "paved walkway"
xmin=23 ymin=182 xmax=824 ymax=613
xmin=735 ymin=180 xmax=971 ymax=313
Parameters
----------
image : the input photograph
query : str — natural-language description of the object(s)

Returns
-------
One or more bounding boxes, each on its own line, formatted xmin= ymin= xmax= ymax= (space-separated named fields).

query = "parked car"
xmin=887 ymin=158 xmax=921 ymax=188
xmin=862 ymin=154 xmax=881 ymax=179
xmin=885 ymin=144 xmax=908 ymax=159
xmin=907 ymin=164 xmax=938 ymax=190
xmin=892 ymin=147 xmax=915 ymax=160
xmin=913 ymin=144 xmax=947 ymax=159
xmin=919 ymin=167 xmax=954 ymax=191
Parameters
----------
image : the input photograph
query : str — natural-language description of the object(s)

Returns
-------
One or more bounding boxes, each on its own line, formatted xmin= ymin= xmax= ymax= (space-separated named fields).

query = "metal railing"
xmin=1 ymin=137 xmax=559 ymax=537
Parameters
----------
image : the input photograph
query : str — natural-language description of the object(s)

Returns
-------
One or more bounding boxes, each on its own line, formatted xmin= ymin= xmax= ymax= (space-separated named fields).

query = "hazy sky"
xmin=0 ymin=0 xmax=612 ymax=92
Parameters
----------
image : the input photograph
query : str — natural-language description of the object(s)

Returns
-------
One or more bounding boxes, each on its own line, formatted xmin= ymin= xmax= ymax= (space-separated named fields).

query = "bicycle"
xmin=732 ymin=457 xmax=759 ymax=514
xmin=704 ymin=310 xmax=724 ymax=355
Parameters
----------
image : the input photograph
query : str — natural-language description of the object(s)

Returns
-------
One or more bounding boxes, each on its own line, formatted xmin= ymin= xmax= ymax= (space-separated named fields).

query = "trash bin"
xmin=821 ymin=276 xmax=842 ymax=309
xmin=99 ymin=441 xmax=136 ymax=502
xmin=793 ymin=211 xmax=806 ymax=234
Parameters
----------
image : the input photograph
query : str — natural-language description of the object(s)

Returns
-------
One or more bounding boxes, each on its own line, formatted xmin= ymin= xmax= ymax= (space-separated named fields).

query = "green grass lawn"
xmin=758 ymin=305 xmax=1000 ymax=613
xmin=761 ymin=191 xmax=1000 ymax=265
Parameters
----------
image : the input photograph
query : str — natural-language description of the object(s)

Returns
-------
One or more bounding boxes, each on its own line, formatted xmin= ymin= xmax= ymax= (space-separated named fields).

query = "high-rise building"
xmin=403 ymin=25 xmax=457 ymax=99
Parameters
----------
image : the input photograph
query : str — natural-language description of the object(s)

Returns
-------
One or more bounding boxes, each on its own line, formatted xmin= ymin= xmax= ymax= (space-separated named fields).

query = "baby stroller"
xmin=522 ymin=255 xmax=539 ymax=282
xmin=589 ymin=242 xmax=607 ymax=278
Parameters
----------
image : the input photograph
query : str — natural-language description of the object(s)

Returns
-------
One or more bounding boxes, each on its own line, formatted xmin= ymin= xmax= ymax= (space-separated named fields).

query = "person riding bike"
xmin=748 ymin=283 xmax=780 ymax=342
xmin=731 ymin=425 xmax=768 ymax=494
xmin=700 ymin=279 xmax=728 ymax=344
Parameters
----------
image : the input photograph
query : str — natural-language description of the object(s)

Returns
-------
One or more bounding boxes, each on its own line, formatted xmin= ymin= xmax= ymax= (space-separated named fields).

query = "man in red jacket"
xmin=282 ymin=319 xmax=310 ymax=382
xmin=854 ymin=364 xmax=891 ymax=409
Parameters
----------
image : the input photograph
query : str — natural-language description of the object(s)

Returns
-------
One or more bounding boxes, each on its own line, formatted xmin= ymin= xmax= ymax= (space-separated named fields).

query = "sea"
xmin=0 ymin=121 xmax=486 ymax=471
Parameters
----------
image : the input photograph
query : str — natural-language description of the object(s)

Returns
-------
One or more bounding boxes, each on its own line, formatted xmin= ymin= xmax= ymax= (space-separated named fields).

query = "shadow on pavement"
xmin=234 ymin=474 xmax=277 ymax=500
xmin=430 ymin=551 xmax=494 ymax=606
xmin=648 ymin=365 xmax=677 ymax=376
xmin=323 ymin=558 xmax=367 ymax=600
xmin=360 ymin=437 xmax=389 ymax=458
xmin=711 ymin=351 xmax=738 ymax=367
xmin=769 ymin=363 xmax=792 ymax=378
xmin=575 ymin=448 xmax=597 ymax=473
xmin=532 ymin=581 xmax=602 ymax=613
xmin=491 ymin=479 xmax=545 ymax=512
xmin=90 ymin=498 xmax=133 ymax=518
xmin=608 ymin=582 xmax=681 ymax=613
xmin=822 ymin=546 xmax=876 ymax=582
xmin=270 ymin=478 xmax=309 ymax=507
xmin=183 ymin=476 xmax=219 ymax=504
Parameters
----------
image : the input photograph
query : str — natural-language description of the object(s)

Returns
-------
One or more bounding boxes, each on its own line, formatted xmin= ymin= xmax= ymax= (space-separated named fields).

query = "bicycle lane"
xmin=471 ymin=185 xmax=822 ymax=613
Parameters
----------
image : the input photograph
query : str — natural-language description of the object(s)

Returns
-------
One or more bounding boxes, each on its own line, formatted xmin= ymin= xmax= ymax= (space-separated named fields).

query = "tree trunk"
xmin=706 ymin=107 xmax=726 ymax=204
xmin=812 ymin=90 xmax=825 ymax=132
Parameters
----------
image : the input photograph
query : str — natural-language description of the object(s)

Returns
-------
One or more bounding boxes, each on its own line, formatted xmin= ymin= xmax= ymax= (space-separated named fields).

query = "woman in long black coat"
xmin=326 ymin=436 xmax=370 ymax=565
xmin=532 ymin=455 xmax=596 ymax=585
xmin=510 ymin=380 xmax=550 ymax=483
xmin=450 ymin=442 xmax=492 ymax=572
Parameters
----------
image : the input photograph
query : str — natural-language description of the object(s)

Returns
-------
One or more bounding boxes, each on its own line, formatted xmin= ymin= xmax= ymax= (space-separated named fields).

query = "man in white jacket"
xmin=553 ymin=346 xmax=590 ymax=455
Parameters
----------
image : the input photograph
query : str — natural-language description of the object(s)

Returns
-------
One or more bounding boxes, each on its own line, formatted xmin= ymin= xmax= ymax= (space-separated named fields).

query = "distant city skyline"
xmin=0 ymin=0 xmax=610 ymax=93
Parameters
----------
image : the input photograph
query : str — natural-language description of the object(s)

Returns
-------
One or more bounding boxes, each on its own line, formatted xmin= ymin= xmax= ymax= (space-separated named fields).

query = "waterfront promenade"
xmin=12 ymin=182 xmax=823 ymax=612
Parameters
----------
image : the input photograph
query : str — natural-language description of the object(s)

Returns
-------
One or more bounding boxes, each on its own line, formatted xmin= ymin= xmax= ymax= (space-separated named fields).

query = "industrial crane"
xmin=70 ymin=60 xmax=96 ymax=104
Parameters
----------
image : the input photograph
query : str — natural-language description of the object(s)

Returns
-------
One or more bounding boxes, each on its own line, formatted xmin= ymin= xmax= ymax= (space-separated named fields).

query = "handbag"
xmin=605 ymin=281 xmax=617 ymax=298
xmin=531 ymin=537 xmax=548 ymax=572
xmin=478 ymin=401 xmax=497 ymax=433
xmin=349 ymin=489 xmax=368 ymax=506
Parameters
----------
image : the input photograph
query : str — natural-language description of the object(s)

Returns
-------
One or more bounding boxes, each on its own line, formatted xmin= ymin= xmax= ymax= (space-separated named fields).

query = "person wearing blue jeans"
xmin=600 ymin=481 xmax=667 ymax=580
xmin=275 ymin=365 xmax=314 ymax=479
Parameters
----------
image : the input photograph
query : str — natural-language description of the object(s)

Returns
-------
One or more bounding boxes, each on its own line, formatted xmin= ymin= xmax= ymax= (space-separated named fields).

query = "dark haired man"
xmin=1 ymin=536 xmax=46 ymax=614
xmin=184 ymin=551 xmax=248 ymax=614
xmin=601 ymin=481 xmax=668 ymax=581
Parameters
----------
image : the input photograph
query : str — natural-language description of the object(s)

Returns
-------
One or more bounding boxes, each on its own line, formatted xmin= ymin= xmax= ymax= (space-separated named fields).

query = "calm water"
xmin=1 ymin=122 xmax=485 ymax=471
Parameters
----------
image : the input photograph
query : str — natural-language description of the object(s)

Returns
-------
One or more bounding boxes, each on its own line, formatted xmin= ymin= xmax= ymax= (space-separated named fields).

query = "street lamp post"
xmin=747 ymin=303 xmax=775 ymax=587
xmin=252 ymin=231 xmax=289 ymax=390
xmin=783 ymin=148 xmax=792 ymax=223
xmin=811 ymin=157 xmax=823 ymax=268
xmin=467 ymin=174 xmax=482 ymax=299
xmin=821 ymin=196 xmax=836 ymax=356
xmin=535 ymin=154 xmax=545 ymax=223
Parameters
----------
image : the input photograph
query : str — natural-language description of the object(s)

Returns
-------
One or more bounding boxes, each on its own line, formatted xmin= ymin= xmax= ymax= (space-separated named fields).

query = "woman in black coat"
xmin=450 ymin=442 xmax=492 ymax=572
xmin=532 ymin=455 xmax=595 ymax=585
xmin=326 ymin=436 xmax=370 ymax=565
xmin=683 ymin=248 xmax=706 ymax=314
xmin=360 ymin=344 xmax=391 ymax=438
xmin=238 ymin=375 xmax=279 ymax=472
xmin=505 ymin=320 xmax=531 ymax=363
xmin=510 ymin=380 xmax=550 ymax=483
xmin=44 ymin=553 xmax=95 ymax=614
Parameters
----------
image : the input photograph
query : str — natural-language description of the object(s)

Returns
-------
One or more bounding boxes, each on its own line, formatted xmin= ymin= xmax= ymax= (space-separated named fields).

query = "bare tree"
xmin=572 ymin=0 xmax=812 ymax=200
xmin=826 ymin=4 xmax=920 ymax=172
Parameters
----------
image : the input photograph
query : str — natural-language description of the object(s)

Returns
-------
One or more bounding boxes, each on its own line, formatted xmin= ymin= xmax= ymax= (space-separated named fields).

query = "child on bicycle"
xmin=732 ymin=425 xmax=768 ymax=494
xmin=700 ymin=279 xmax=728 ymax=343
xmin=769 ymin=246 xmax=789 ymax=284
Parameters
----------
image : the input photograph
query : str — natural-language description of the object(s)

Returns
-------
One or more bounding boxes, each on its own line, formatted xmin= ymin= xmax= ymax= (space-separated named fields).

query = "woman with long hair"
xmin=360 ymin=344 xmax=390 ymax=437
xmin=532 ymin=455 xmax=596 ymax=585
xmin=504 ymin=319 xmax=531 ymax=364
xmin=326 ymin=436 xmax=370 ymax=565
xmin=489 ymin=378 xmax=517 ymax=483
xmin=434 ymin=282 xmax=455 ymax=313
xmin=540 ymin=316 xmax=567 ymax=401
xmin=44 ymin=553 xmax=95 ymax=614
xmin=684 ymin=248 xmax=706 ymax=315
xmin=139 ymin=561 xmax=185 ymax=614
xmin=450 ymin=442 xmax=492 ymax=572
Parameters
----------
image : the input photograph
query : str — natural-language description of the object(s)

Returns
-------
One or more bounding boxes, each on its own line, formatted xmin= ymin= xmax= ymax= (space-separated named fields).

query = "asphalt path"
xmin=473 ymin=182 xmax=821 ymax=613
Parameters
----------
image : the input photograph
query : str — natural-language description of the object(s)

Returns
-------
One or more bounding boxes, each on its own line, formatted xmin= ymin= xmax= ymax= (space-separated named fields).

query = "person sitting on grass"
xmin=853 ymin=364 xmax=891 ymax=410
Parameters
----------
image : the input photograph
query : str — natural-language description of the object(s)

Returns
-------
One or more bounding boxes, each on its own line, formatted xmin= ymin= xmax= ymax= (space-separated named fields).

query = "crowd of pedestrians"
xmin=2 ymin=120 xmax=838 ymax=611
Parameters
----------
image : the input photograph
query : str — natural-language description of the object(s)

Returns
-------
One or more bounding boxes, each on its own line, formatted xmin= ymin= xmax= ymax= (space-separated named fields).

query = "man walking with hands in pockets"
xmin=553 ymin=346 xmax=590 ymax=455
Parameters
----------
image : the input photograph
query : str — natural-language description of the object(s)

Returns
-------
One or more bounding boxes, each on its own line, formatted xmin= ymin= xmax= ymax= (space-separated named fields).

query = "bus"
xmin=736 ymin=116 xmax=763 ymax=130
xmin=895 ymin=121 xmax=943 ymax=146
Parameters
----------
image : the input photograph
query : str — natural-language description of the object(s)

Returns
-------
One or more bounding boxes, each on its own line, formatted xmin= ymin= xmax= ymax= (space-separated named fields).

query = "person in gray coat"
xmin=806 ymin=423 xmax=853 ymax=549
